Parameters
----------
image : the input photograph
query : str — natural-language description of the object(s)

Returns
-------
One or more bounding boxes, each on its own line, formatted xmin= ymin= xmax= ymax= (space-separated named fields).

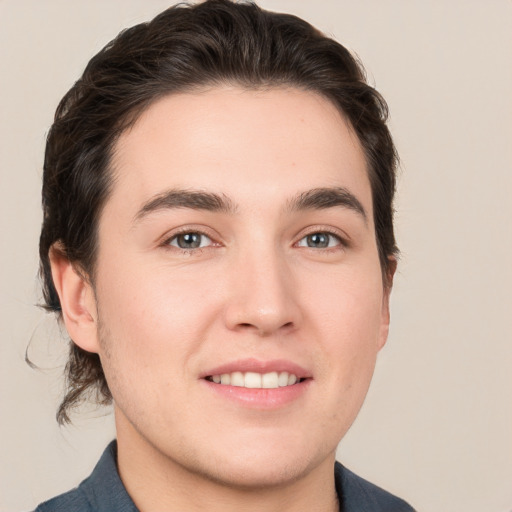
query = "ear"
xmin=377 ymin=255 xmax=397 ymax=350
xmin=49 ymin=245 xmax=100 ymax=354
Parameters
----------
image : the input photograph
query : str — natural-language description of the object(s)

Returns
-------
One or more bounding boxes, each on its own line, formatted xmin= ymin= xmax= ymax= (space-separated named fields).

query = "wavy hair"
xmin=39 ymin=0 xmax=399 ymax=424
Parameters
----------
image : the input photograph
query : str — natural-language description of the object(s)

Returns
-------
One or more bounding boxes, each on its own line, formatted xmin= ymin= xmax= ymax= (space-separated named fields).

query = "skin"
xmin=51 ymin=86 xmax=394 ymax=512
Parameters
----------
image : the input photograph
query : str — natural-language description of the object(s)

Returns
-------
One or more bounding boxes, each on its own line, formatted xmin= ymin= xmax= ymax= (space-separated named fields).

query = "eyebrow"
xmin=133 ymin=189 xmax=237 ymax=223
xmin=286 ymin=187 xmax=367 ymax=222
xmin=133 ymin=186 xmax=367 ymax=224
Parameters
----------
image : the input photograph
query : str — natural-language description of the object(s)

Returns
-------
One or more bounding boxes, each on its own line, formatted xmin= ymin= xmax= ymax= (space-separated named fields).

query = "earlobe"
xmin=49 ymin=245 xmax=100 ymax=354
xmin=378 ymin=255 xmax=397 ymax=350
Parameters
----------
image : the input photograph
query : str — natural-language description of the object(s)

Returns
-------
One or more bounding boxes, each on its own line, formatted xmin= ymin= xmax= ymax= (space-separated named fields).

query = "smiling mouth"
xmin=205 ymin=371 xmax=306 ymax=389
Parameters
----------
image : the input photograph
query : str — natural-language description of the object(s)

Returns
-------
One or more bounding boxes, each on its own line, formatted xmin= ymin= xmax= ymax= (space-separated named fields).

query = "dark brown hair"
xmin=39 ymin=0 xmax=399 ymax=424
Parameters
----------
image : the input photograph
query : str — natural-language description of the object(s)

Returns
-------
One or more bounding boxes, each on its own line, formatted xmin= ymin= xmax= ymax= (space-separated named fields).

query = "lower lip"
xmin=202 ymin=379 xmax=311 ymax=409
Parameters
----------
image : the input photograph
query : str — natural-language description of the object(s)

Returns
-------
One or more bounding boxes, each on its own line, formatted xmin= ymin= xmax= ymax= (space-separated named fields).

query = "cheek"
xmin=306 ymin=266 xmax=384 ymax=392
xmin=308 ymin=264 xmax=384 ymax=343
xmin=94 ymin=262 xmax=224 ymax=386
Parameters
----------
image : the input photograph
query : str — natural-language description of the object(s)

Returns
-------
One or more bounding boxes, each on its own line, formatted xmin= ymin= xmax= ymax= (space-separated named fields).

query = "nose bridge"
xmin=224 ymin=239 xmax=300 ymax=335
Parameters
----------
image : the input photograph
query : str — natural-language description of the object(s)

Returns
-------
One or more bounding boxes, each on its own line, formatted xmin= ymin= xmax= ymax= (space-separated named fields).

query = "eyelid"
xmin=157 ymin=224 xmax=350 ymax=251
xmin=294 ymin=225 xmax=351 ymax=248
xmin=169 ymin=232 xmax=213 ymax=249
xmin=296 ymin=233 xmax=341 ymax=249
xmin=159 ymin=224 xmax=221 ymax=249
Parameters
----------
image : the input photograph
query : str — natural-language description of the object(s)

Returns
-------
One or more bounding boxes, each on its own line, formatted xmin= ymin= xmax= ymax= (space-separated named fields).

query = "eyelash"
xmin=161 ymin=227 xmax=218 ymax=255
xmin=161 ymin=227 xmax=349 ymax=255
xmin=296 ymin=232 xmax=344 ymax=250
xmin=295 ymin=227 xmax=349 ymax=252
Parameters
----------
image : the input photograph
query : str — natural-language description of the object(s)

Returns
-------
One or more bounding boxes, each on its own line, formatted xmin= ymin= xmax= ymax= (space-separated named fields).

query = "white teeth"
xmin=278 ymin=372 xmax=289 ymax=387
xmin=231 ymin=371 xmax=244 ymax=387
xmin=262 ymin=371 xmax=278 ymax=388
xmin=209 ymin=371 xmax=301 ymax=388
xmin=244 ymin=372 xmax=262 ymax=388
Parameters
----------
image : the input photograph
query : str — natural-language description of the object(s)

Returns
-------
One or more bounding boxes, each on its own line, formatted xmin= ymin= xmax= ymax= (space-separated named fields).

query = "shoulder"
xmin=335 ymin=462 xmax=416 ymax=512
xmin=33 ymin=486 xmax=92 ymax=512
xmin=32 ymin=441 xmax=137 ymax=512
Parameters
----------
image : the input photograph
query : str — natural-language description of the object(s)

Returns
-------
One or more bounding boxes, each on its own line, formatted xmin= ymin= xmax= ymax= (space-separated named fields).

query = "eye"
xmin=168 ymin=232 xmax=213 ymax=249
xmin=297 ymin=232 xmax=342 ymax=249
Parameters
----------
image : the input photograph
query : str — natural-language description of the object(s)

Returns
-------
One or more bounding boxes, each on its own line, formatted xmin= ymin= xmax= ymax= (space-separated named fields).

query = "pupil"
xmin=308 ymin=233 xmax=328 ymax=248
xmin=178 ymin=233 xmax=201 ymax=248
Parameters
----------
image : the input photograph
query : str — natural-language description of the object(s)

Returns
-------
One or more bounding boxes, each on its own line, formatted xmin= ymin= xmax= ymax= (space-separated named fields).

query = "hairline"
xmin=82 ymin=82 xmax=393 ymax=291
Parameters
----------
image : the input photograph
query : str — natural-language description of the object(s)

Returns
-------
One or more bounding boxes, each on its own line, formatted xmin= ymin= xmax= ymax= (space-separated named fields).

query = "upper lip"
xmin=200 ymin=358 xmax=311 ymax=379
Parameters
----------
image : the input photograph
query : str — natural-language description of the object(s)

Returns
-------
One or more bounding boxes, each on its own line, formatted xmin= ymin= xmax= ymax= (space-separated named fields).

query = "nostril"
xmin=237 ymin=321 xmax=294 ymax=332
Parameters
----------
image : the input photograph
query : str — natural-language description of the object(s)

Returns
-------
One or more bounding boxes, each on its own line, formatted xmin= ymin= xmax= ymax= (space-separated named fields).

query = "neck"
xmin=115 ymin=413 xmax=339 ymax=512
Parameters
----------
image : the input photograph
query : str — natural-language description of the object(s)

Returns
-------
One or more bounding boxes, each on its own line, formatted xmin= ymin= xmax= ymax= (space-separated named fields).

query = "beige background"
xmin=1 ymin=1 xmax=511 ymax=511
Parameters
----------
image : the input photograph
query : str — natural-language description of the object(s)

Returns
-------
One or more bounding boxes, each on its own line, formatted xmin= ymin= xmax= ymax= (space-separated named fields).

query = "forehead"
xmin=108 ymin=86 xmax=372 ymax=219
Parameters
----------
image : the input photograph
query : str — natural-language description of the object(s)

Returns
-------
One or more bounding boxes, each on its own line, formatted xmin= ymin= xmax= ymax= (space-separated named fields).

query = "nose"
xmin=223 ymin=249 xmax=302 ymax=337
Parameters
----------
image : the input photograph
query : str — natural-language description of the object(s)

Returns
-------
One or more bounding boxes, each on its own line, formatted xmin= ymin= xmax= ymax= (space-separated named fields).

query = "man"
xmin=35 ymin=1 xmax=414 ymax=510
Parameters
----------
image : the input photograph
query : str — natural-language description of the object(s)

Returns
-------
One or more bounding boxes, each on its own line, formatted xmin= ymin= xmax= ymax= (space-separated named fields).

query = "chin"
xmin=180 ymin=434 xmax=330 ymax=490
xmin=196 ymin=453 xmax=317 ymax=490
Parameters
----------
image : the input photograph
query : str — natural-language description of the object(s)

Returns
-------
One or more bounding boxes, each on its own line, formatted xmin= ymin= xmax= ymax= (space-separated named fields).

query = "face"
xmin=77 ymin=87 xmax=392 ymax=488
